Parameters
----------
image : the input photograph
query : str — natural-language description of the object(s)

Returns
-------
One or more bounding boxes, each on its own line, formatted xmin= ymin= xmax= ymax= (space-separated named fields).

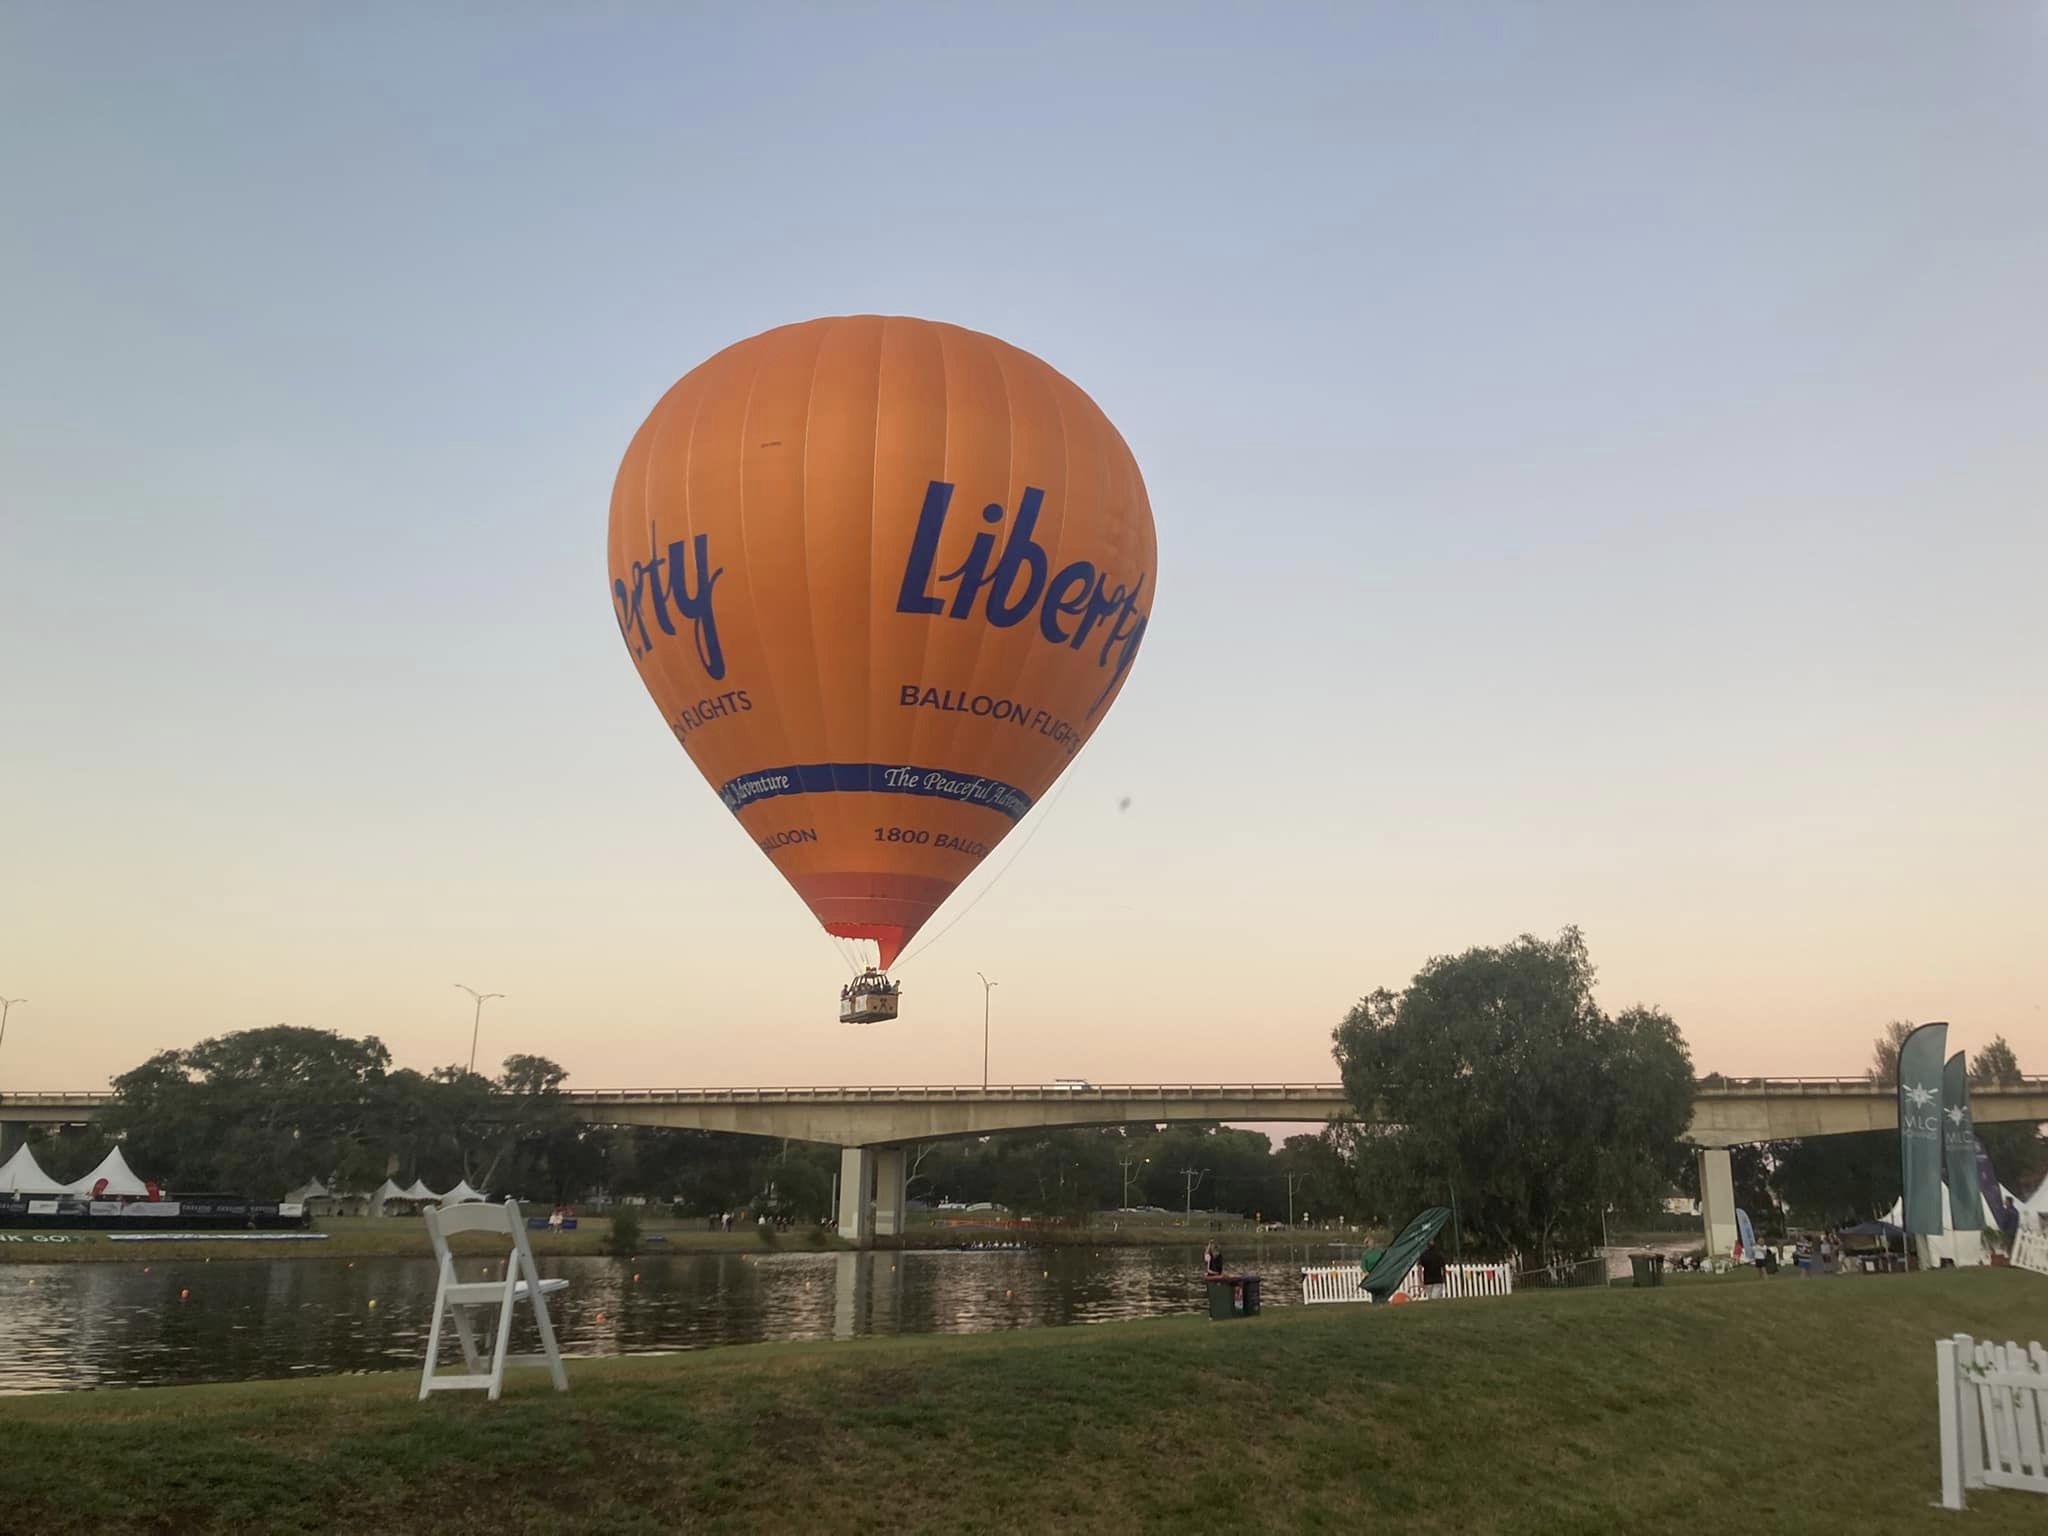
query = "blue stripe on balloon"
xmin=716 ymin=762 xmax=1034 ymax=823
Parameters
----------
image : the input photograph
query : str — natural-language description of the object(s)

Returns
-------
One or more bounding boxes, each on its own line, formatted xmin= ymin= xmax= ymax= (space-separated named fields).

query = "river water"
xmin=0 ymin=1243 xmax=1345 ymax=1393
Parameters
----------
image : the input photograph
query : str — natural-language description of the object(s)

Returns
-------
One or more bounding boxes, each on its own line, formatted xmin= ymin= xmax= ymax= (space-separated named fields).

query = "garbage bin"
xmin=1629 ymin=1253 xmax=1664 ymax=1288
xmin=1206 ymin=1277 xmax=1237 ymax=1320
xmin=1238 ymin=1275 xmax=1261 ymax=1316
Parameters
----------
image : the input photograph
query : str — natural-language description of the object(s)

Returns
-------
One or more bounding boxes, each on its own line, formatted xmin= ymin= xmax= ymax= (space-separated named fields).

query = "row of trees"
xmin=902 ymin=1124 xmax=1359 ymax=1224
xmin=26 ymin=1029 xmax=600 ymax=1201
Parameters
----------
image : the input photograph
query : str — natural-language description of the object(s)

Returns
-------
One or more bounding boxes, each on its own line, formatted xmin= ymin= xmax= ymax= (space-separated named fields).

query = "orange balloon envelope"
xmin=608 ymin=316 xmax=1157 ymax=968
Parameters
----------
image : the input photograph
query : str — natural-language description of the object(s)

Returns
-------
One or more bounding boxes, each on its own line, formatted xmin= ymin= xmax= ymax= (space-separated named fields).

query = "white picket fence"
xmin=1937 ymin=1333 xmax=2048 ymax=1508
xmin=1301 ymin=1261 xmax=1514 ymax=1305
xmin=2012 ymin=1227 xmax=2048 ymax=1279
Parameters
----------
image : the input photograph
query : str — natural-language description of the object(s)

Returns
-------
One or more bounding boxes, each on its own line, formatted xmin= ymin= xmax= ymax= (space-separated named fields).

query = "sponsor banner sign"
xmin=1897 ymin=1021 xmax=1949 ymax=1235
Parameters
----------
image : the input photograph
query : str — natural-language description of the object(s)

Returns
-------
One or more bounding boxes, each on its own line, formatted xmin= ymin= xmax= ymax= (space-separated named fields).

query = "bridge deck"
xmin=5 ymin=1078 xmax=2044 ymax=1149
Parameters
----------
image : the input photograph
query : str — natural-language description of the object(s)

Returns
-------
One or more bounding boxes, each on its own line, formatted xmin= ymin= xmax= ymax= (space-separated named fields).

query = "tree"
xmin=1970 ymin=1037 xmax=2023 ymax=1088
xmin=1759 ymin=1021 xmax=1919 ymax=1226
xmin=1331 ymin=927 xmax=1694 ymax=1265
xmin=102 ymin=1026 xmax=394 ymax=1195
xmin=1968 ymin=1036 xmax=2047 ymax=1196
xmin=1674 ymin=1138 xmax=1797 ymax=1236
xmin=1274 ymin=1132 xmax=1362 ymax=1225
xmin=489 ymin=1054 xmax=591 ymax=1201
xmin=1867 ymin=1020 xmax=1918 ymax=1086
xmin=1771 ymin=1130 xmax=1899 ymax=1226
xmin=94 ymin=1029 xmax=588 ymax=1199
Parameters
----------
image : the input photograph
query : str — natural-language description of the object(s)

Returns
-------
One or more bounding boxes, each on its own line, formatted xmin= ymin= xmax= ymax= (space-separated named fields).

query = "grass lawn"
xmin=3 ymin=1267 xmax=2043 ymax=1534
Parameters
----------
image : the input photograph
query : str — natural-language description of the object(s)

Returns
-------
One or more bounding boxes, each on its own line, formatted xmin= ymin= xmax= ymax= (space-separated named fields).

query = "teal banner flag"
xmin=1897 ymin=1021 xmax=1948 ymax=1235
xmin=1943 ymin=1051 xmax=1979 ymax=1232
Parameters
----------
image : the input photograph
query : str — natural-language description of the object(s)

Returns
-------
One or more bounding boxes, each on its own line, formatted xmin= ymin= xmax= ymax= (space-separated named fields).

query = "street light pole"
xmin=976 ymin=972 xmax=997 ymax=1089
xmin=1286 ymin=1171 xmax=1305 ymax=1229
xmin=1119 ymin=1155 xmax=1150 ymax=1208
xmin=454 ymin=984 xmax=503 ymax=1076
xmin=0 ymin=997 xmax=22 ymax=1070
xmin=1181 ymin=1167 xmax=1208 ymax=1226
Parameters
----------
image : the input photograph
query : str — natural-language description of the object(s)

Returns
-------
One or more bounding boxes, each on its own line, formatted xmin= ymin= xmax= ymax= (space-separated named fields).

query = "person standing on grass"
xmin=1999 ymin=1195 xmax=2020 ymax=1253
xmin=1204 ymin=1242 xmax=1224 ymax=1276
xmin=1420 ymin=1240 xmax=1448 ymax=1299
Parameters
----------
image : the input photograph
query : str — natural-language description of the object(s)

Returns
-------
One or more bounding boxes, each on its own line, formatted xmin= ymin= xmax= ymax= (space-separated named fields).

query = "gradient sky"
xmin=3 ymin=4 xmax=2044 ymax=1094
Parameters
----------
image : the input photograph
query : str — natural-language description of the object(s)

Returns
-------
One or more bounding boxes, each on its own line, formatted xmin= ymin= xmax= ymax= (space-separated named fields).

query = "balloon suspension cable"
xmin=823 ymin=933 xmax=863 ymax=975
xmin=893 ymin=748 xmax=1088 ymax=971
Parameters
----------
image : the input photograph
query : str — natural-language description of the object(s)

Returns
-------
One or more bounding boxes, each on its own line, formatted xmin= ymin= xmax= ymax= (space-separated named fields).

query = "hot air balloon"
xmin=607 ymin=316 xmax=1156 ymax=1020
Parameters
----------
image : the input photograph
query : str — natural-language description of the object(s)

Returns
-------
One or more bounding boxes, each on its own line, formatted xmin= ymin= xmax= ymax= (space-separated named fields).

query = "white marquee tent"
xmin=63 ymin=1146 xmax=151 ymax=1199
xmin=285 ymin=1178 xmax=369 ymax=1216
xmin=368 ymin=1178 xmax=442 ymax=1216
xmin=1887 ymin=1180 xmax=2023 ymax=1267
xmin=0 ymin=1143 xmax=64 ymax=1195
xmin=1885 ymin=1184 xmax=2019 ymax=1231
xmin=438 ymin=1179 xmax=486 ymax=1206
xmin=2020 ymin=1176 xmax=2048 ymax=1231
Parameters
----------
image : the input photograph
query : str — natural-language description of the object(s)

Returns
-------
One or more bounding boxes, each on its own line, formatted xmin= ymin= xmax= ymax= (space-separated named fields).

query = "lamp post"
xmin=455 ymin=984 xmax=503 ymax=1076
xmin=1286 ymin=1171 xmax=1306 ymax=1229
xmin=1119 ymin=1154 xmax=1151 ymax=1208
xmin=0 ymin=996 xmax=21 ymax=1070
xmin=976 ymin=972 xmax=997 ymax=1089
xmin=1181 ymin=1167 xmax=1208 ymax=1226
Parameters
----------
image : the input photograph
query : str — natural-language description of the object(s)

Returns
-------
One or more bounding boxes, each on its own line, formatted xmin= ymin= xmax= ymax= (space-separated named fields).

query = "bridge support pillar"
xmin=872 ymin=1146 xmax=908 ymax=1238
xmin=1697 ymin=1146 xmax=1737 ymax=1256
xmin=837 ymin=1147 xmax=875 ymax=1245
xmin=835 ymin=1144 xmax=909 ymax=1247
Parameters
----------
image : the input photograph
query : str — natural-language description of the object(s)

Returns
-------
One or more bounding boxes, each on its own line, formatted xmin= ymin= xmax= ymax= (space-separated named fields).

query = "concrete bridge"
xmin=6 ymin=1077 xmax=2044 ymax=1248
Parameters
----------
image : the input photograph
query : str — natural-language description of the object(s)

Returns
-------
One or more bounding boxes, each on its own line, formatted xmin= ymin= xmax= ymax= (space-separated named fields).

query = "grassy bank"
xmin=0 ymin=1213 xmax=1353 ymax=1265
xmin=3 ymin=1267 xmax=2042 ymax=1533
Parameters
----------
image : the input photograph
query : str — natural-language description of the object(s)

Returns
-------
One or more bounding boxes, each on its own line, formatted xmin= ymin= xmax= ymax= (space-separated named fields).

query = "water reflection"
xmin=0 ymin=1243 xmax=1341 ymax=1393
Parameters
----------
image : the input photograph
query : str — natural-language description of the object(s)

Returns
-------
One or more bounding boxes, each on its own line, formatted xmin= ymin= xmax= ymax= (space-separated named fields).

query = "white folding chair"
xmin=418 ymin=1197 xmax=570 ymax=1401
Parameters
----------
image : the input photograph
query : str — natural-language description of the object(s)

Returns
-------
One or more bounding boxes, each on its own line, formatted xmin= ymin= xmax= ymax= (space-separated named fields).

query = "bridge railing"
xmin=11 ymin=1077 xmax=2043 ymax=1110
xmin=1697 ymin=1076 xmax=2048 ymax=1095
xmin=562 ymin=1083 xmax=1348 ymax=1103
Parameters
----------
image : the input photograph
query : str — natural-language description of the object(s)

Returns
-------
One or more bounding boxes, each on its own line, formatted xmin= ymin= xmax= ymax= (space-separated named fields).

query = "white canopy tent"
xmin=284 ymin=1178 xmax=331 ymax=1204
xmin=370 ymin=1178 xmax=410 ymax=1217
xmin=400 ymin=1179 xmax=441 ymax=1202
xmin=0 ymin=1143 xmax=65 ymax=1195
xmin=2020 ymin=1177 xmax=2048 ymax=1231
xmin=63 ymin=1145 xmax=150 ymax=1199
xmin=438 ymin=1179 xmax=486 ymax=1206
xmin=1887 ymin=1181 xmax=2022 ymax=1267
